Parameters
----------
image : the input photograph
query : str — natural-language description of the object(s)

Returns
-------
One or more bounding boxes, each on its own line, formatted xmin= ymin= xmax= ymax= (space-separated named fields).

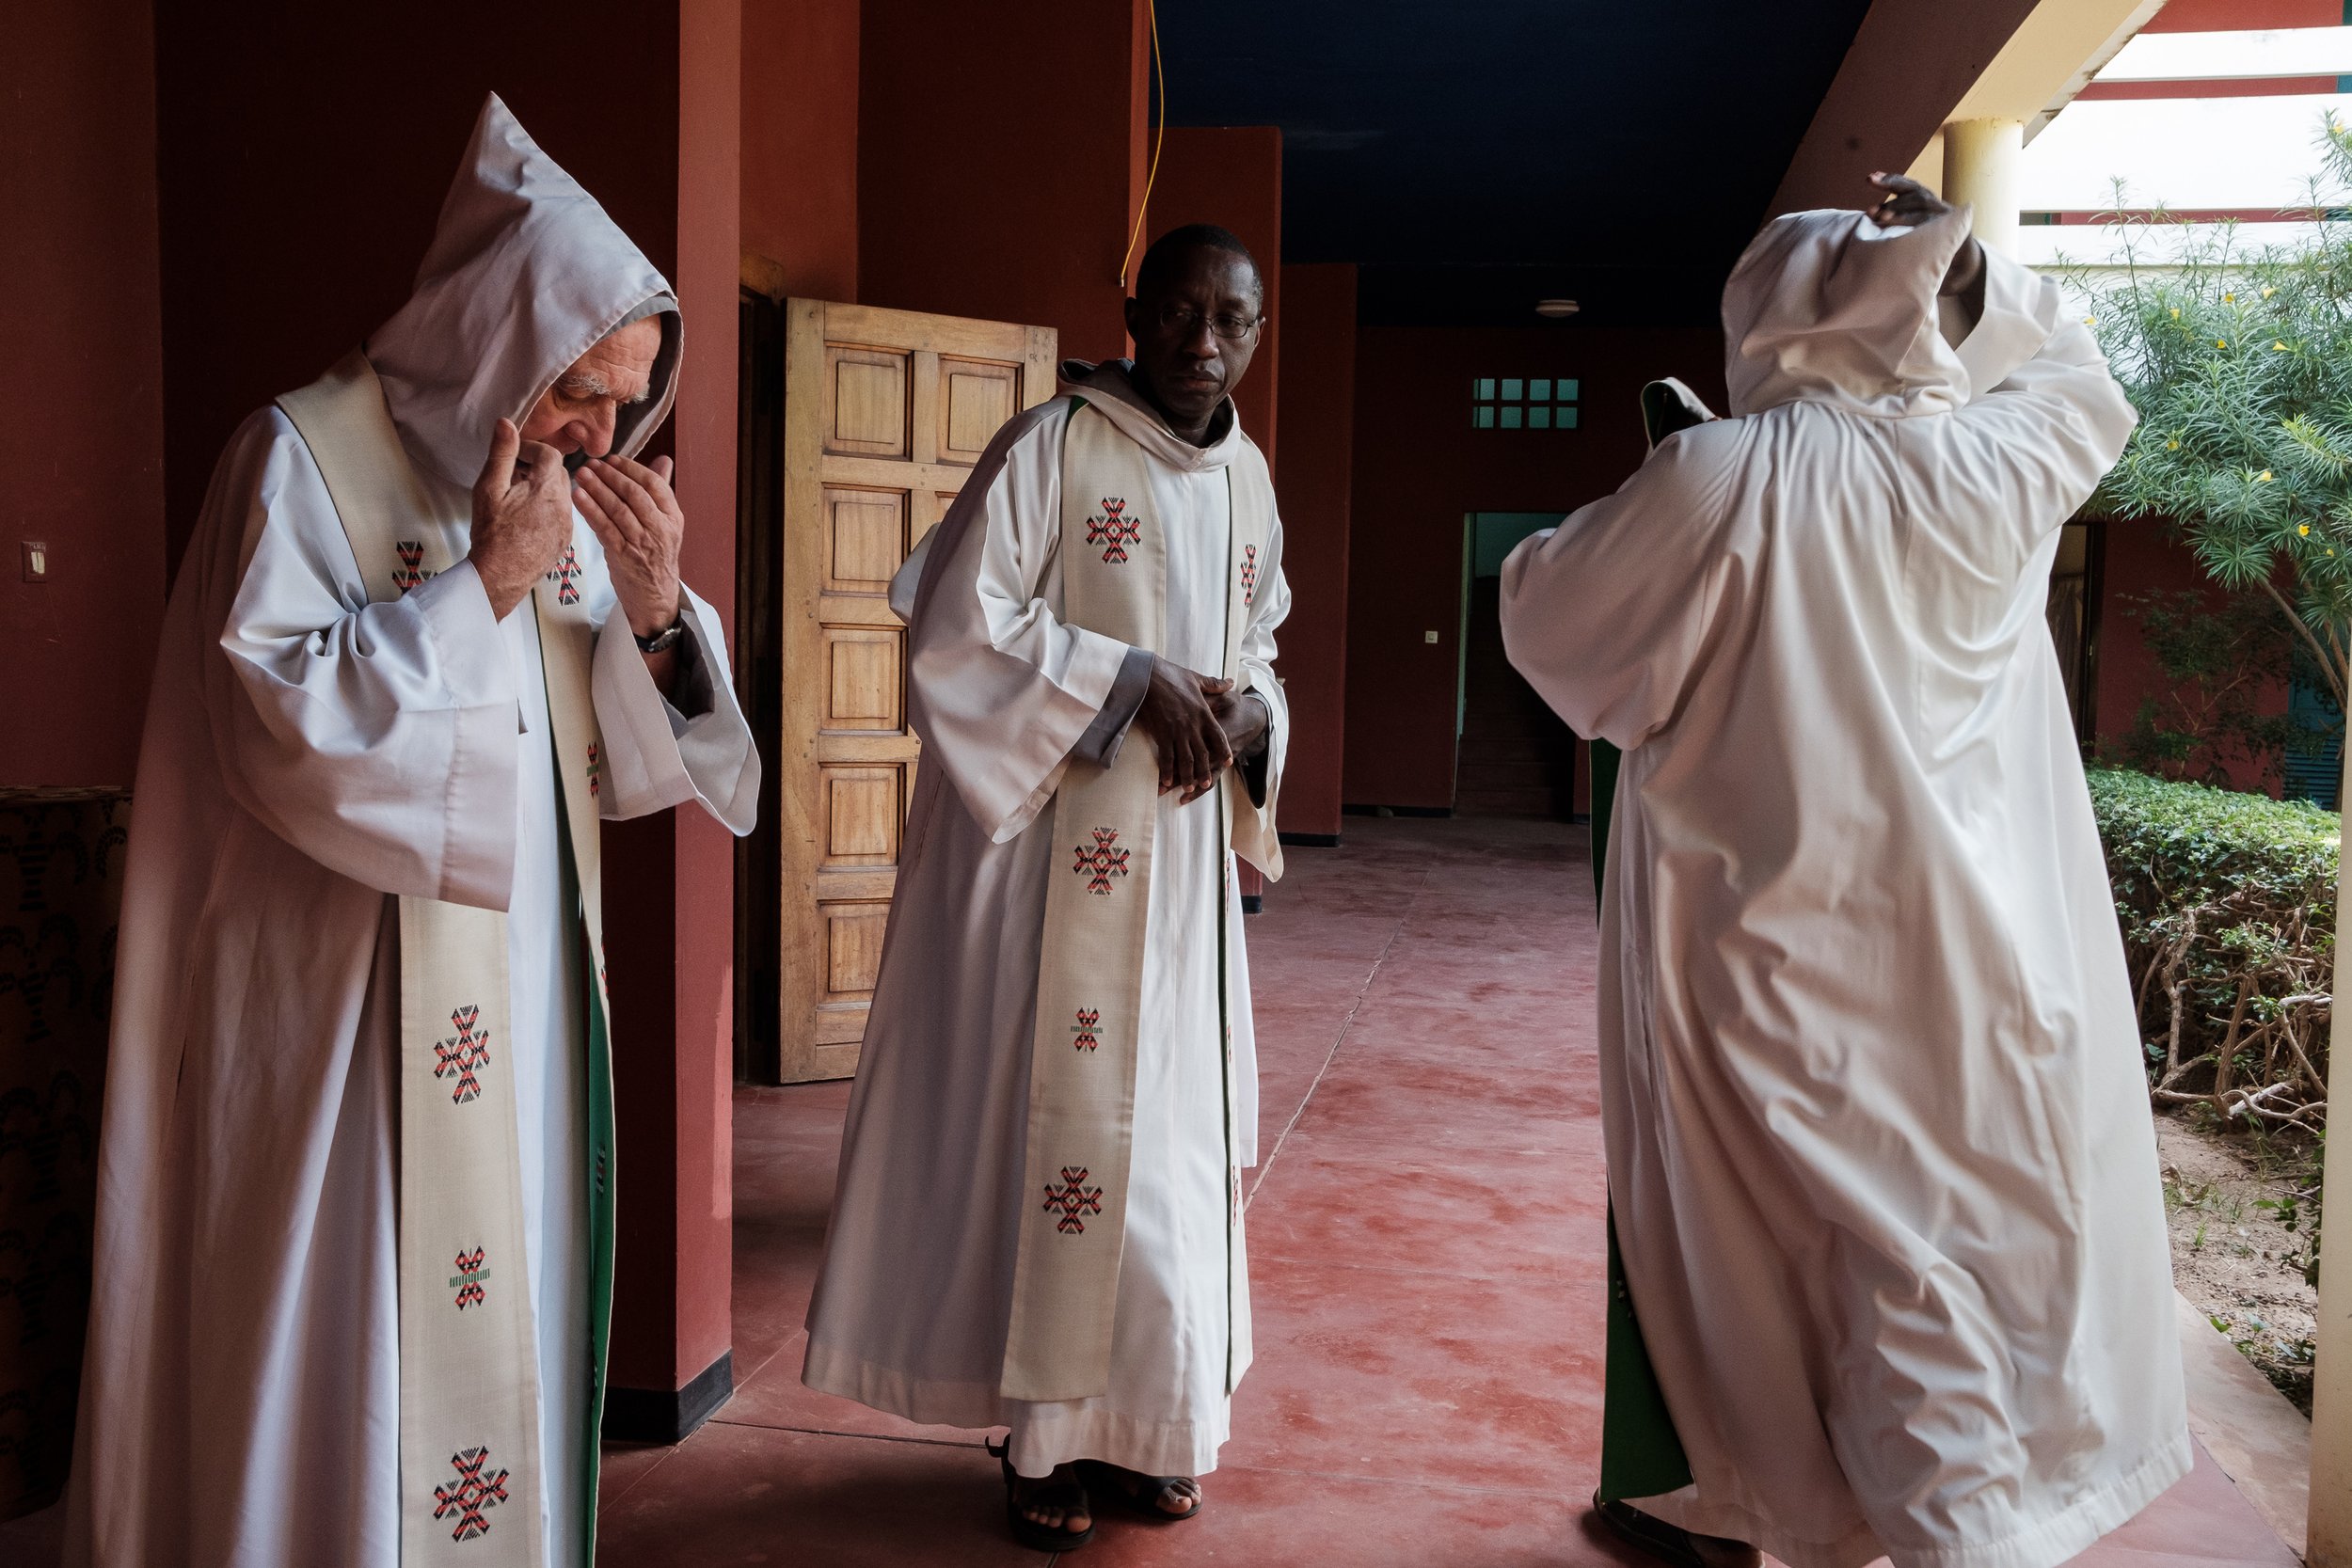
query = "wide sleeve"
xmin=898 ymin=406 xmax=1139 ymax=842
xmin=1921 ymin=246 xmax=2140 ymax=556
xmin=587 ymin=566 xmax=760 ymax=834
xmin=1232 ymin=509 xmax=1290 ymax=879
xmin=213 ymin=409 xmax=521 ymax=910
xmin=1498 ymin=422 xmax=1743 ymax=748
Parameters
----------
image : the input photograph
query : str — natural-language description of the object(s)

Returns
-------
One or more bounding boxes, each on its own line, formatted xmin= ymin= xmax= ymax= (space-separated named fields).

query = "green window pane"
xmin=1501 ymin=405 xmax=1524 ymax=429
xmin=1559 ymin=379 xmax=1580 ymax=402
xmin=1474 ymin=405 xmax=1495 ymax=429
xmin=1502 ymin=378 xmax=1524 ymax=401
xmin=1531 ymin=378 xmax=1551 ymax=401
xmin=1530 ymin=406 xmax=1552 ymax=429
xmin=1558 ymin=405 xmax=1580 ymax=429
xmin=1475 ymin=377 xmax=1495 ymax=400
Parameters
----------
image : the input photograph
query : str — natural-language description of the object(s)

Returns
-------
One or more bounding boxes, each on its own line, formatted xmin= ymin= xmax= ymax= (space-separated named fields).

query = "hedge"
xmin=2085 ymin=768 xmax=2339 ymax=1132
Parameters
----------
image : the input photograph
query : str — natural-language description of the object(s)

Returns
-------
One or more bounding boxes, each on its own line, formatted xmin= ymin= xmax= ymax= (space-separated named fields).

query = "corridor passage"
xmin=596 ymin=818 xmax=2296 ymax=1567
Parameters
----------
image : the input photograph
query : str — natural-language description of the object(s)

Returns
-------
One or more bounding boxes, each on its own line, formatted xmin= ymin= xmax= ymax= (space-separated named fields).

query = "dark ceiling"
xmin=1156 ymin=0 xmax=1876 ymax=326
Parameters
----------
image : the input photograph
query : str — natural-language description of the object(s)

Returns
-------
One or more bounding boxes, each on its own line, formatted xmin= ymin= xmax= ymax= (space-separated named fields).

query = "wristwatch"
xmin=634 ymin=612 xmax=686 ymax=655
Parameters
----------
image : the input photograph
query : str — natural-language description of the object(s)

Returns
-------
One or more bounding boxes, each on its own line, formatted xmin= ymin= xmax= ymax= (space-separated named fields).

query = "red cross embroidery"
xmin=1072 ymin=829 xmax=1131 ymax=895
xmin=1072 ymin=1008 xmax=1101 ymax=1052
xmin=1043 ymin=1166 xmax=1104 ymax=1233
xmin=1241 ymin=544 xmax=1259 ymax=605
xmin=1086 ymin=498 xmax=1141 ymax=563
xmin=433 ymin=1446 xmax=511 ymax=1543
xmin=586 ymin=743 xmax=602 ymax=798
xmin=547 ymin=544 xmax=582 ymax=606
xmin=433 ymin=1006 xmax=491 ymax=1104
xmin=394 ymin=541 xmax=427 ymax=594
xmin=449 ymin=1247 xmax=488 ymax=1310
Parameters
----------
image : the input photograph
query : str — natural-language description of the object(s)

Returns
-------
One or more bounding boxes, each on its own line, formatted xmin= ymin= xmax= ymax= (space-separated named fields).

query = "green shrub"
xmin=2087 ymin=768 xmax=2338 ymax=1132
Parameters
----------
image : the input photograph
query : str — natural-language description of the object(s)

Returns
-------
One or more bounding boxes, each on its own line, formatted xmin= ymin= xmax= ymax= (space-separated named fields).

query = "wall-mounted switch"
xmin=1423 ymin=629 xmax=1439 ymax=644
xmin=22 ymin=542 xmax=49 ymax=582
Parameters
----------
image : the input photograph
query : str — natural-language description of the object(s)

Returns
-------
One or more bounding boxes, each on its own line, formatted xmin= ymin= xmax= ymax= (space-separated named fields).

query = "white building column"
xmin=1941 ymin=117 xmax=2025 ymax=254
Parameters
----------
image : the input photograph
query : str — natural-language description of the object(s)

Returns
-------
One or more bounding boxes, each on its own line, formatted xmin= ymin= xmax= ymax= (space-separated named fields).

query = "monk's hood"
xmin=1722 ymin=205 xmax=1978 ymax=420
xmin=366 ymin=93 xmax=680 ymax=489
xmin=1058 ymin=358 xmax=1249 ymax=473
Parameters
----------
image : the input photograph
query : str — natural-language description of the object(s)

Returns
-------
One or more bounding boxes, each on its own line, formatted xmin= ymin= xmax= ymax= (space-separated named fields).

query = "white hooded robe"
xmin=802 ymin=363 xmax=1289 ymax=1481
xmin=64 ymin=96 xmax=757 ymax=1568
xmin=1499 ymin=211 xmax=2187 ymax=1568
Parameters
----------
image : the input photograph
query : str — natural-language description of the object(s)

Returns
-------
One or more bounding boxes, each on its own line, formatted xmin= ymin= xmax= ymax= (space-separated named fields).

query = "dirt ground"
xmin=2156 ymin=1110 xmax=2322 ymax=1414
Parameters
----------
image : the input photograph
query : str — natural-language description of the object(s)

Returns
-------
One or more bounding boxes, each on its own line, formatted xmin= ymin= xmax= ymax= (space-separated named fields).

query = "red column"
xmin=1271 ymin=264 xmax=1358 ymax=841
xmin=603 ymin=0 xmax=743 ymax=1433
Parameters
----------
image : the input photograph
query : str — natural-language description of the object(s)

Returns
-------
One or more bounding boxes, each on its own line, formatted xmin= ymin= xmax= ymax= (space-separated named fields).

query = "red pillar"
xmin=1271 ymin=264 xmax=1358 ymax=841
xmin=741 ymin=0 xmax=861 ymax=301
xmin=602 ymin=0 xmax=743 ymax=1434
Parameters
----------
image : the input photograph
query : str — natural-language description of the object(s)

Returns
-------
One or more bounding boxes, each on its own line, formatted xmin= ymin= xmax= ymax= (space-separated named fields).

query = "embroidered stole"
xmin=278 ymin=351 xmax=619 ymax=1566
xmin=998 ymin=400 xmax=1271 ymax=1402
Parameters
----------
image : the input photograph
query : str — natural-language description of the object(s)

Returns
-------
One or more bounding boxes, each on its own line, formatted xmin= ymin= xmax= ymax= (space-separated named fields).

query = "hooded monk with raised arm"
xmin=66 ymin=96 xmax=758 ymax=1568
xmin=1500 ymin=179 xmax=2186 ymax=1568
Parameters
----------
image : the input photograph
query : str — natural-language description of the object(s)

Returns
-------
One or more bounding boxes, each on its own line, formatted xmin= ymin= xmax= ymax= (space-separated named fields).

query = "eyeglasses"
xmin=1152 ymin=303 xmax=1262 ymax=342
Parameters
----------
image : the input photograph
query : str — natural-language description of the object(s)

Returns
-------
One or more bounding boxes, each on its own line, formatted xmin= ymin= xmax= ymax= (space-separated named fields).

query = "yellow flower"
xmin=2301 ymin=524 xmax=2312 ymax=535
xmin=2274 ymin=341 xmax=2290 ymax=351
xmin=2259 ymin=470 xmax=2275 ymax=483
xmin=2217 ymin=339 xmax=2230 ymax=349
xmin=2167 ymin=438 xmax=2181 ymax=450
xmin=2224 ymin=291 xmax=2236 ymax=302
xmin=2169 ymin=307 xmax=2181 ymax=319
xmin=2084 ymin=315 xmax=2098 ymax=325
xmin=2263 ymin=286 xmax=2277 ymax=298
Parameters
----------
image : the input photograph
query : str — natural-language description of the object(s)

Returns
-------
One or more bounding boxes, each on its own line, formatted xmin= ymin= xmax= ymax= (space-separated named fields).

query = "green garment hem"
xmin=1589 ymin=736 xmax=1692 ymax=1503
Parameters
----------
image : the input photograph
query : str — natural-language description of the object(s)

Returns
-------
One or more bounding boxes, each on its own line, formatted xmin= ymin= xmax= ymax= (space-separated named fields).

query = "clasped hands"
xmin=1135 ymin=655 xmax=1266 ymax=804
xmin=465 ymin=416 xmax=685 ymax=640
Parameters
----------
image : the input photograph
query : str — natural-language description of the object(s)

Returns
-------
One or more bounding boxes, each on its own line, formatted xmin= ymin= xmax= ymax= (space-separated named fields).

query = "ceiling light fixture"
xmin=1535 ymin=298 xmax=1581 ymax=319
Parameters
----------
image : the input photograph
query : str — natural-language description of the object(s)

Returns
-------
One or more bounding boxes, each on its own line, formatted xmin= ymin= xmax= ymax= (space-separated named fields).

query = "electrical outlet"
xmin=22 ymin=542 xmax=49 ymax=582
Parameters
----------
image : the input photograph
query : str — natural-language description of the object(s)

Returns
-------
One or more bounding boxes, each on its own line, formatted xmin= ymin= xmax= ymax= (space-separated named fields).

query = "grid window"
xmin=1472 ymin=374 xmax=1581 ymax=432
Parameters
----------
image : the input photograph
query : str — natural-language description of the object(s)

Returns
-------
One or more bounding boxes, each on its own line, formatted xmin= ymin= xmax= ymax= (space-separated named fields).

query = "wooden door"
xmin=773 ymin=300 xmax=1057 ymax=1082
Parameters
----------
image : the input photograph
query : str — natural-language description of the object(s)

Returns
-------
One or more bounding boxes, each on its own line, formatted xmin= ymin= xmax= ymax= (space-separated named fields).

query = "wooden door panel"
xmin=824 ymin=486 xmax=909 ymax=594
xmin=773 ymin=299 xmax=1057 ymax=1082
xmin=940 ymin=357 xmax=1019 ymax=463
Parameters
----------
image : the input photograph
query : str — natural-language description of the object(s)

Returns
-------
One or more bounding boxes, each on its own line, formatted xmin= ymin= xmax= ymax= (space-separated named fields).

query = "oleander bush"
xmin=2088 ymin=768 xmax=2338 ymax=1132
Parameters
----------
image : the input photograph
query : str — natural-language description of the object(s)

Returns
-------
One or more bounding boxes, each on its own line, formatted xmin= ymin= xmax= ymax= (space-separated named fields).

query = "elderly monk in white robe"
xmin=1501 ymin=176 xmax=2185 ymax=1568
xmin=66 ymin=95 xmax=756 ymax=1568
xmin=803 ymin=224 xmax=1289 ymax=1554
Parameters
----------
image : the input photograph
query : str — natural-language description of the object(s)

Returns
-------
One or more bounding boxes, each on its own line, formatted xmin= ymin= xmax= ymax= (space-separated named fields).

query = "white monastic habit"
xmin=66 ymin=97 xmax=756 ymax=1568
xmin=803 ymin=360 xmax=1289 ymax=1481
xmin=1500 ymin=209 xmax=2187 ymax=1568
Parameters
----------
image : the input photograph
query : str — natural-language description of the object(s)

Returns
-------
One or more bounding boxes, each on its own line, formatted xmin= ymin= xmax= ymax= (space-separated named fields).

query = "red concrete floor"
xmin=595 ymin=817 xmax=2301 ymax=1567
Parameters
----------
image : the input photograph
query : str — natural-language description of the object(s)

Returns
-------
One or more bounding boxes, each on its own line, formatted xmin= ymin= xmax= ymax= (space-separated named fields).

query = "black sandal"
xmin=988 ymin=1437 xmax=1094 ymax=1552
xmin=1591 ymin=1492 xmax=1760 ymax=1568
xmin=1078 ymin=1460 xmax=1202 ymax=1523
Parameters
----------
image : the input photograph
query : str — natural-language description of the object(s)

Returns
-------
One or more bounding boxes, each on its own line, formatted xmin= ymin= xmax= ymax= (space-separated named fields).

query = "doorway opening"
xmin=1456 ymin=513 xmax=1582 ymax=820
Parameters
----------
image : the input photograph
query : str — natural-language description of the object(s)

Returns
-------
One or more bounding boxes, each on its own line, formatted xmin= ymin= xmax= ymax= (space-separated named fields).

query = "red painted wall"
xmin=1 ymin=0 xmax=167 ymax=788
xmin=2145 ymin=0 xmax=2337 ymax=28
xmin=1142 ymin=127 xmax=1283 ymax=464
xmin=2094 ymin=521 xmax=2291 ymax=796
xmin=741 ymin=0 xmax=860 ymax=301
xmin=856 ymin=0 xmax=1145 ymax=361
xmin=1272 ymin=265 xmax=1357 ymax=839
xmin=1344 ymin=325 xmax=1725 ymax=809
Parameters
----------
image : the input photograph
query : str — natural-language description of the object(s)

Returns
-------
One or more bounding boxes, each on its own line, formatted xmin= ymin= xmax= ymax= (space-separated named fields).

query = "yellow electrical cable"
xmin=1118 ymin=0 xmax=1166 ymax=289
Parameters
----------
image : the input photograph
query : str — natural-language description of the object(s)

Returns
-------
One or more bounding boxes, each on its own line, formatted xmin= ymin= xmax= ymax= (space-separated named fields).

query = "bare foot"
xmin=1010 ymin=1464 xmax=1092 ymax=1535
